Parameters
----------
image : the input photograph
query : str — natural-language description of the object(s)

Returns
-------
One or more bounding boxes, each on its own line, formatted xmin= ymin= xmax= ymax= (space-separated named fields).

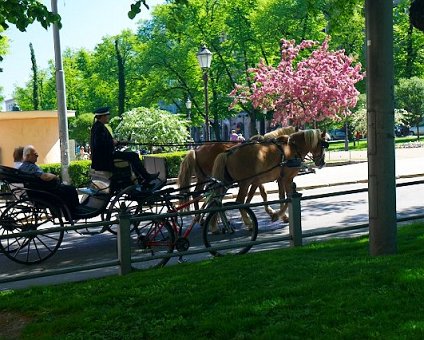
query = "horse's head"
xmin=288 ymin=129 xmax=329 ymax=168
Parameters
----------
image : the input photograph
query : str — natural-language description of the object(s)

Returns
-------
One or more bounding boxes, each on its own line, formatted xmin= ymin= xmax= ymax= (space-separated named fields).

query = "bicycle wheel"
xmin=104 ymin=185 xmax=144 ymax=234
xmin=0 ymin=198 xmax=64 ymax=264
xmin=133 ymin=212 xmax=175 ymax=268
xmin=203 ymin=202 xmax=258 ymax=256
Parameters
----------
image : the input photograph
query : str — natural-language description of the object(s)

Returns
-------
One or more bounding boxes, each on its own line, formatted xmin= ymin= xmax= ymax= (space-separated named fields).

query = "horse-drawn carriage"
xmin=0 ymin=129 xmax=328 ymax=268
xmin=0 ymin=155 xmax=260 ymax=267
xmin=0 ymin=159 xmax=167 ymax=265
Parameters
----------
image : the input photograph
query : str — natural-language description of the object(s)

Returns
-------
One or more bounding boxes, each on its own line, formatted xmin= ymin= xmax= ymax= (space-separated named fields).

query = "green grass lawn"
xmin=1 ymin=223 xmax=423 ymax=339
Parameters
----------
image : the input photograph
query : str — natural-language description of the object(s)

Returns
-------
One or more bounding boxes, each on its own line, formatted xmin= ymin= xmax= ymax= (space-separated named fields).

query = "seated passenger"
xmin=19 ymin=145 xmax=79 ymax=213
xmin=13 ymin=146 xmax=24 ymax=169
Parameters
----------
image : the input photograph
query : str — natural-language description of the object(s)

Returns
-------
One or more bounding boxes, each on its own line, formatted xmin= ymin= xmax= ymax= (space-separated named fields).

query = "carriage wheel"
xmin=133 ymin=212 xmax=175 ymax=268
xmin=203 ymin=202 xmax=258 ymax=256
xmin=0 ymin=198 xmax=64 ymax=264
xmin=104 ymin=185 xmax=145 ymax=234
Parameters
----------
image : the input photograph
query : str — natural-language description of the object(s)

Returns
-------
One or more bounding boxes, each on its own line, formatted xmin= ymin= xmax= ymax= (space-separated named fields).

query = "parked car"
xmin=395 ymin=124 xmax=411 ymax=137
xmin=409 ymin=123 xmax=424 ymax=136
xmin=328 ymin=129 xmax=347 ymax=140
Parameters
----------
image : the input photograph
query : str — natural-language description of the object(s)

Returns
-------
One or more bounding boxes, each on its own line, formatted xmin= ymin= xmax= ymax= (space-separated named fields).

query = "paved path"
xmin=225 ymin=147 xmax=424 ymax=197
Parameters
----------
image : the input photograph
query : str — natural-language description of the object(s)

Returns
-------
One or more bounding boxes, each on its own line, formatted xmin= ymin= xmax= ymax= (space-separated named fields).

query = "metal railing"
xmin=1 ymin=179 xmax=424 ymax=284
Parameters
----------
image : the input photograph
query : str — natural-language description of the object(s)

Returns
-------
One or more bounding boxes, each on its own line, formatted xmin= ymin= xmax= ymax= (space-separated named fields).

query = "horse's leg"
xmin=246 ymin=184 xmax=275 ymax=218
xmin=193 ymin=181 xmax=204 ymax=211
xmin=273 ymin=178 xmax=293 ymax=223
xmin=192 ymin=179 xmax=205 ymax=223
xmin=236 ymin=184 xmax=254 ymax=230
xmin=280 ymin=179 xmax=292 ymax=223
xmin=271 ymin=177 xmax=288 ymax=222
xmin=258 ymin=184 xmax=276 ymax=218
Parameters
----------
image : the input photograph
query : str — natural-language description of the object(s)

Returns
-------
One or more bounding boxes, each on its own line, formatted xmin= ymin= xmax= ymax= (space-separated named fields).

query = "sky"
xmin=0 ymin=0 xmax=165 ymax=108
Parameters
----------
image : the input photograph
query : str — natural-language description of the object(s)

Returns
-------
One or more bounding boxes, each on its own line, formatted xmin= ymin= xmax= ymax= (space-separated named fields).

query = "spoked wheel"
xmin=0 ymin=198 xmax=64 ymax=264
xmin=133 ymin=212 xmax=175 ymax=269
xmin=104 ymin=185 xmax=145 ymax=234
xmin=203 ymin=202 xmax=258 ymax=256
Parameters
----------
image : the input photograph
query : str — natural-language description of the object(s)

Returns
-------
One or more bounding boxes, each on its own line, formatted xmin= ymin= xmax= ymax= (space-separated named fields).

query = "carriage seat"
xmin=0 ymin=165 xmax=59 ymax=194
xmin=89 ymin=159 xmax=138 ymax=194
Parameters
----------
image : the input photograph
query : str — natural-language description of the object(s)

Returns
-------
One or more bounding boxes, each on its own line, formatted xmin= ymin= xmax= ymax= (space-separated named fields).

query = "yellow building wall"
xmin=0 ymin=110 xmax=75 ymax=167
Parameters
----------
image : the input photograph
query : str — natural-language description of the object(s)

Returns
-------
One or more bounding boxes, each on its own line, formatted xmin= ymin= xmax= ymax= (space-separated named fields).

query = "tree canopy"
xmin=7 ymin=0 xmax=424 ymax=138
xmin=395 ymin=76 xmax=424 ymax=137
xmin=229 ymin=37 xmax=364 ymax=126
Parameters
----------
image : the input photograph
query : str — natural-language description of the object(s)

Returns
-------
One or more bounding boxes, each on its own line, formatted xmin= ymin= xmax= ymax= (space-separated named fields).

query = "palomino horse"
xmin=211 ymin=129 xmax=328 ymax=223
xmin=177 ymin=126 xmax=296 ymax=213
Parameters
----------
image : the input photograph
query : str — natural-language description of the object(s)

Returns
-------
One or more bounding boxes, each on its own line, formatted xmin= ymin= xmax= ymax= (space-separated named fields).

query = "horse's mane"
xmin=264 ymin=126 xmax=296 ymax=139
xmin=290 ymin=129 xmax=321 ymax=149
xmin=249 ymin=126 xmax=296 ymax=142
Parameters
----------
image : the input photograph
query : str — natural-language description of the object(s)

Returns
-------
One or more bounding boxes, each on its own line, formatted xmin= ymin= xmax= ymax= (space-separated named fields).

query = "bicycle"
xmin=133 ymin=179 xmax=259 ymax=268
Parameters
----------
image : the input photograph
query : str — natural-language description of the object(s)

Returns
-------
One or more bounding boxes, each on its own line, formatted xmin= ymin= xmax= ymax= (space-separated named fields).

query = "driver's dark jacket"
xmin=90 ymin=120 xmax=114 ymax=171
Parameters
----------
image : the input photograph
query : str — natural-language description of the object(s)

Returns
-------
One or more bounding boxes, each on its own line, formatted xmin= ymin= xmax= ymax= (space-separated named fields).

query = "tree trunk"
xmin=30 ymin=43 xmax=39 ymax=110
xmin=115 ymin=39 xmax=126 ymax=116
xmin=405 ymin=23 xmax=414 ymax=78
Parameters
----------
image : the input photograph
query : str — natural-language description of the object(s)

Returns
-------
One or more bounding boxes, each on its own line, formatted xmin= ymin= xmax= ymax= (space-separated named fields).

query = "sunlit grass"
xmin=329 ymin=135 xmax=422 ymax=151
xmin=0 ymin=223 xmax=424 ymax=338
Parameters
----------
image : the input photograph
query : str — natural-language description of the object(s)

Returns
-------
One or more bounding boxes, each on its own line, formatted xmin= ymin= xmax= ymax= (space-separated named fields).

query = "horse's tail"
xmin=177 ymin=150 xmax=196 ymax=193
xmin=211 ymin=152 xmax=230 ymax=184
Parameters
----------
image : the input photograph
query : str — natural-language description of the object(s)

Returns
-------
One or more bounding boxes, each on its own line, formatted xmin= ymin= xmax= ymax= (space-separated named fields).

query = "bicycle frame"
xmin=162 ymin=190 xmax=218 ymax=240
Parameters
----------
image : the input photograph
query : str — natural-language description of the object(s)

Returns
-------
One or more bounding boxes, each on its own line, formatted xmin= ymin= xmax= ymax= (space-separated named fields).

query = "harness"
xmin=222 ymin=139 xmax=302 ymax=184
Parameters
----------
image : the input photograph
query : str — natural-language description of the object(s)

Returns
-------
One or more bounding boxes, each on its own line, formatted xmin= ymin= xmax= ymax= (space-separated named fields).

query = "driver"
xmin=90 ymin=107 xmax=159 ymax=183
xmin=19 ymin=145 xmax=79 ymax=213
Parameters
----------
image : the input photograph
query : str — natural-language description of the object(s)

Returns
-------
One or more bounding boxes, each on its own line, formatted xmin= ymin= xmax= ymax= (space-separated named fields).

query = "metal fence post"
xmin=288 ymin=183 xmax=303 ymax=247
xmin=117 ymin=205 xmax=132 ymax=275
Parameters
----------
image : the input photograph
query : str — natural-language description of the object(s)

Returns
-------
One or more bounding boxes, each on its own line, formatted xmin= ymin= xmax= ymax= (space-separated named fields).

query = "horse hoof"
xmin=271 ymin=214 xmax=278 ymax=222
xmin=282 ymin=217 xmax=289 ymax=223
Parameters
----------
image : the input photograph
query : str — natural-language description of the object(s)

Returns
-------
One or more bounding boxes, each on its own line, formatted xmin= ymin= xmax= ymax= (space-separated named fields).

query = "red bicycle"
xmin=133 ymin=180 xmax=259 ymax=268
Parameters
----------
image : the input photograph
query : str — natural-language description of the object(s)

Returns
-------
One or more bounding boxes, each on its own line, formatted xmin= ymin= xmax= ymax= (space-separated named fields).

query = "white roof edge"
xmin=0 ymin=110 xmax=76 ymax=120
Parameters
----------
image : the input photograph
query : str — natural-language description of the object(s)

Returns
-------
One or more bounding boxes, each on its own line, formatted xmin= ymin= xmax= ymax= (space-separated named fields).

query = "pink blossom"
xmin=229 ymin=36 xmax=365 ymax=125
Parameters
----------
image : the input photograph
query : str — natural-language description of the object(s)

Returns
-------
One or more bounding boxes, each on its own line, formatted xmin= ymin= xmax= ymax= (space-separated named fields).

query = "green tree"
xmin=0 ymin=0 xmax=60 ymax=73
xmin=394 ymin=0 xmax=424 ymax=81
xmin=29 ymin=42 xmax=39 ymax=109
xmin=395 ymin=77 xmax=424 ymax=138
xmin=69 ymin=112 xmax=94 ymax=146
xmin=115 ymin=39 xmax=126 ymax=116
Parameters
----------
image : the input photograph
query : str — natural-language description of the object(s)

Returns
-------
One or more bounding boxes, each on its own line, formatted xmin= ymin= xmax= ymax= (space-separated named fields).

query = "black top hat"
xmin=93 ymin=107 xmax=110 ymax=116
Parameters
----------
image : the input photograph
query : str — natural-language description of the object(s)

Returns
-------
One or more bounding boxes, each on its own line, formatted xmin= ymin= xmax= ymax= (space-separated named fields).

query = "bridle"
xmin=289 ymin=136 xmax=329 ymax=167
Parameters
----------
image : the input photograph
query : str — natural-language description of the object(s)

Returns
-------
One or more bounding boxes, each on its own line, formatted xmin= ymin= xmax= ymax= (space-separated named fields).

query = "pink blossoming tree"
xmin=229 ymin=37 xmax=365 ymax=126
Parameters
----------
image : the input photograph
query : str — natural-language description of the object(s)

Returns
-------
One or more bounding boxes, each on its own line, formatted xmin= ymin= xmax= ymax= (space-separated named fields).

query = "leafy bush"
xmin=68 ymin=160 xmax=92 ymax=187
xmin=112 ymin=107 xmax=191 ymax=153
xmin=39 ymin=163 xmax=61 ymax=177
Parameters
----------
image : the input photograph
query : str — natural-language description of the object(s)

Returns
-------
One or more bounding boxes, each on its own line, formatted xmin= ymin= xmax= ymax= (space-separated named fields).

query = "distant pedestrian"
xmin=230 ymin=129 xmax=238 ymax=141
xmin=237 ymin=133 xmax=245 ymax=142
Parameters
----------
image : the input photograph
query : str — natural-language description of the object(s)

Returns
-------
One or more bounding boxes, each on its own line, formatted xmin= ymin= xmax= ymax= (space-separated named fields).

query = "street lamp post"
xmin=196 ymin=45 xmax=213 ymax=141
xmin=185 ymin=97 xmax=192 ymax=142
